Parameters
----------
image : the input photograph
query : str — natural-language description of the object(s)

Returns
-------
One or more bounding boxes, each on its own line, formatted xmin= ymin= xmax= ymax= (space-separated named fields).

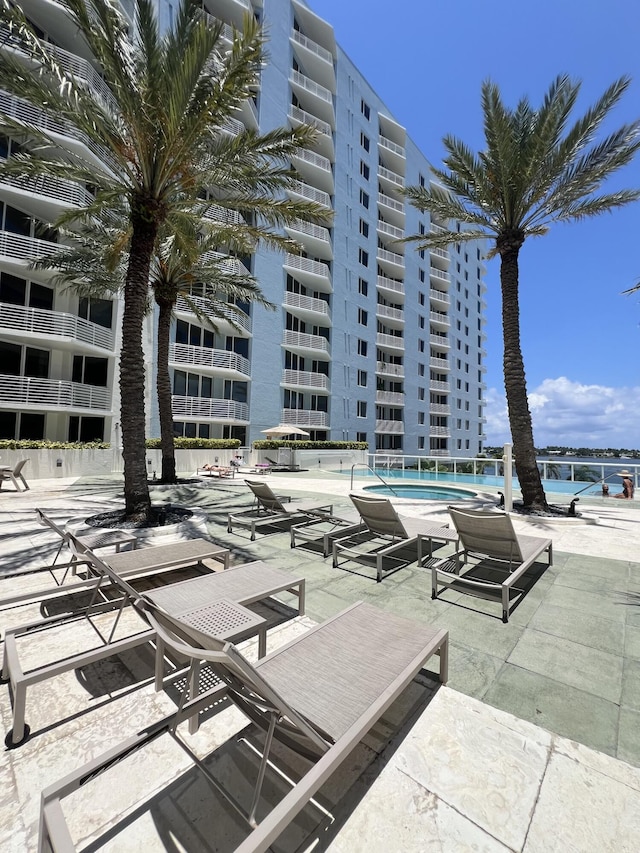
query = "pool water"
xmin=364 ymin=484 xmax=477 ymax=501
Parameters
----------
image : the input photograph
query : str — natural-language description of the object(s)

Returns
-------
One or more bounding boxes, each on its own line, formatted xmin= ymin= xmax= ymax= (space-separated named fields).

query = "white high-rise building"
xmin=0 ymin=0 xmax=487 ymax=456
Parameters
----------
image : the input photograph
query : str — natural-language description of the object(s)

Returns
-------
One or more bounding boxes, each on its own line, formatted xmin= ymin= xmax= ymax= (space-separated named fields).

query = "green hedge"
xmin=145 ymin=438 xmax=241 ymax=450
xmin=0 ymin=440 xmax=110 ymax=450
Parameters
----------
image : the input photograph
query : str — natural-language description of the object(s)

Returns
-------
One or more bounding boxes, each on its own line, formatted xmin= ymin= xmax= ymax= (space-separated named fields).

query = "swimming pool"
xmin=363 ymin=484 xmax=478 ymax=501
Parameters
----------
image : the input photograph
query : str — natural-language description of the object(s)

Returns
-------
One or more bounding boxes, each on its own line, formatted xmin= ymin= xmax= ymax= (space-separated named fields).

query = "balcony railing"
xmin=378 ymin=192 xmax=404 ymax=214
xmin=429 ymin=379 xmax=450 ymax=392
xmin=0 ymin=157 xmax=94 ymax=208
xmin=171 ymin=396 xmax=248 ymax=421
xmin=0 ymin=230 xmax=62 ymax=264
xmin=0 ymin=374 xmax=111 ymax=410
xmin=430 ymin=404 xmax=451 ymax=415
xmin=377 ymin=248 xmax=405 ymax=268
xmin=283 ymin=292 xmax=330 ymax=318
xmin=429 ymin=311 xmax=450 ymax=327
xmin=0 ymin=302 xmax=115 ymax=350
xmin=378 ymin=135 xmax=405 ymax=158
xmin=376 ymin=361 xmax=404 ymax=378
xmin=201 ymin=204 xmax=245 ymax=226
xmin=430 ymin=334 xmax=450 ymax=348
xmin=429 ymin=356 xmax=449 ymax=371
xmin=290 ymin=29 xmax=334 ymax=64
xmin=287 ymin=219 xmax=332 ymax=244
xmin=376 ymin=304 xmax=404 ymax=323
xmin=175 ymin=294 xmax=251 ymax=334
xmin=282 ymin=330 xmax=330 ymax=354
xmin=284 ymin=253 xmax=331 ymax=284
xmin=430 ymin=266 xmax=451 ymax=282
xmin=375 ymin=419 xmax=404 ymax=434
xmin=376 ymin=275 xmax=404 ymax=296
xmin=281 ymin=408 xmax=328 ymax=427
xmin=290 ymin=70 xmax=333 ymax=105
xmin=377 ymin=165 xmax=405 ymax=188
xmin=288 ymin=105 xmax=332 ymax=137
xmin=375 ymin=391 xmax=405 ymax=406
xmin=169 ymin=343 xmax=251 ymax=376
xmin=288 ymin=180 xmax=332 ymax=208
xmin=376 ymin=220 xmax=404 ymax=240
xmin=429 ymin=289 xmax=450 ymax=305
xmin=376 ymin=332 xmax=404 ymax=350
xmin=429 ymin=426 xmax=451 ymax=437
xmin=282 ymin=369 xmax=329 ymax=390
xmin=292 ymin=147 xmax=332 ymax=172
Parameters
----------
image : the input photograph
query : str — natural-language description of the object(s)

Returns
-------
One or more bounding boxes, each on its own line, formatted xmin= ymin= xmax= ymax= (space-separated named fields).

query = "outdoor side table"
xmin=416 ymin=525 xmax=459 ymax=565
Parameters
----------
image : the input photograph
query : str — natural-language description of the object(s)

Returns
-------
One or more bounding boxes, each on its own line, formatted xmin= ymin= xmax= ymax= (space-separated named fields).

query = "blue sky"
xmin=307 ymin=0 xmax=640 ymax=449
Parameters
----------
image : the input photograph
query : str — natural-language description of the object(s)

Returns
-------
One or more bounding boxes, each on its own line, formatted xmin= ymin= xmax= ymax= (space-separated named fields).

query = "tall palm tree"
xmin=403 ymin=76 xmax=640 ymax=510
xmin=0 ymin=0 xmax=326 ymax=519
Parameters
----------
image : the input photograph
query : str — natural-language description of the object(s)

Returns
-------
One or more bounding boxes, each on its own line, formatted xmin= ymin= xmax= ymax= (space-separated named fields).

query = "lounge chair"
xmin=199 ymin=464 xmax=235 ymax=479
xmin=332 ymin=493 xmax=457 ymax=582
xmin=1 ymin=535 xmax=231 ymax=747
xmin=227 ymin=480 xmax=333 ymax=541
xmin=290 ymin=511 xmax=367 ymax=557
xmin=0 ymin=459 xmax=29 ymax=491
xmin=430 ymin=506 xmax=553 ymax=622
xmin=38 ymin=599 xmax=448 ymax=852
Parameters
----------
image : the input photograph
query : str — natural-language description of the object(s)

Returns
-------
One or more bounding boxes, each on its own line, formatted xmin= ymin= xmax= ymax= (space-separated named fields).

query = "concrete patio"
xmin=1 ymin=469 xmax=639 ymax=851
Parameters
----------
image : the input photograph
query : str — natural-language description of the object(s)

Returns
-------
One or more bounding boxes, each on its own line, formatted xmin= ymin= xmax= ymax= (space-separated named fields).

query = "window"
xmin=358 ymin=308 xmax=368 ymax=326
xmin=360 ymin=131 xmax=369 ymax=151
xmin=357 ymin=400 xmax=367 ymax=417
xmin=418 ymin=363 xmax=425 ymax=376
xmin=357 ymin=369 xmax=367 ymax=387
xmin=418 ymin=292 xmax=425 ymax=306
xmin=361 ymin=99 xmax=370 ymax=120
xmin=419 ymin=173 xmax=425 ymax=188
xmin=357 ymin=339 xmax=368 ymax=357
xmin=359 ymin=189 xmax=369 ymax=209
xmin=360 ymin=161 xmax=369 ymax=180
xmin=358 ymin=248 xmax=369 ymax=267
xmin=78 ymin=296 xmax=113 ymax=329
xmin=418 ymin=412 xmax=425 ymax=425
xmin=418 ymin=340 xmax=424 ymax=352
xmin=419 ymin=269 xmax=425 ymax=283
xmin=358 ymin=277 xmax=368 ymax=296
xmin=418 ymin=315 xmax=425 ymax=329
xmin=359 ymin=219 xmax=369 ymax=238
xmin=357 ymin=431 xmax=367 ymax=442
xmin=418 ymin=387 xmax=425 ymax=400
xmin=418 ymin=436 xmax=425 ymax=449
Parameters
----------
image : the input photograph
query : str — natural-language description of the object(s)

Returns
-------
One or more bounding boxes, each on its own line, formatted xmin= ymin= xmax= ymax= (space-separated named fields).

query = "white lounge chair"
xmin=0 ymin=459 xmax=29 ymax=491
xmin=227 ymin=480 xmax=333 ymax=541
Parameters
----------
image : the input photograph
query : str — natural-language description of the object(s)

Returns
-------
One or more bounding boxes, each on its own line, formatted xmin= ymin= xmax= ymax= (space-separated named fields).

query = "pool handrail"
xmin=350 ymin=462 xmax=399 ymax=496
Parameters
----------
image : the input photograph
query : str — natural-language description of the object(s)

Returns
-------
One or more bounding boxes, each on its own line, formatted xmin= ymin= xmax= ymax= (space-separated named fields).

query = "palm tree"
xmin=403 ymin=76 xmax=640 ymax=510
xmin=0 ymin=0 xmax=326 ymax=519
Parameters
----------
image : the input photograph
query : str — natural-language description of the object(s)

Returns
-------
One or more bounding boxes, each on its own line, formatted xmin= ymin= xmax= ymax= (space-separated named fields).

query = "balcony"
xmin=430 ymin=404 xmax=451 ymax=415
xmin=171 ymin=396 xmax=248 ymax=422
xmin=375 ymin=419 xmax=404 ymax=435
xmin=0 ymin=91 xmax=114 ymax=173
xmin=377 ymin=165 xmax=405 ymax=192
xmin=0 ymin=230 xmax=62 ymax=270
xmin=375 ymin=304 xmax=404 ymax=327
xmin=429 ymin=310 xmax=450 ymax=329
xmin=284 ymin=219 xmax=333 ymax=259
xmin=283 ymin=291 xmax=330 ymax=322
xmin=0 ymin=374 xmax=111 ymax=412
xmin=281 ymin=369 xmax=329 ymax=391
xmin=429 ymin=289 xmax=450 ymax=307
xmin=0 ymin=157 xmax=94 ymax=221
xmin=290 ymin=147 xmax=334 ymax=194
xmin=286 ymin=180 xmax=332 ymax=210
xmin=199 ymin=251 xmax=251 ymax=278
xmin=168 ymin=343 xmax=250 ymax=379
xmin=281 ymin=408 xmax=328 ymax=428
xmin=174 ymin=295 xmax=252 ymax=335
xmin=376 ymin=361 xmax=404 ymax=379
xmin=376 ymin=274 xmax=404 ymax=299
xmin=429 ymin=379 xmax=450 ymax=393
xmin=288 ymin=105 xmax=334 ymax=159
xmin=376 ymin=220 xmax=404 ymax=242
xmin=377 ymin=247 xmax=405 ymax=276
xmin=430 ymin=246 xmax=450 ymax=270
xmin=430 ymin=333 xmax=450 ymax=349
xmin=429 ymin=426 xmax=451 ymax=437
xmin=377 ymin=191 xmax=405 ymax=227
xmin=282 ymin=329 xmax=330 ymax=357
xmin=376 ymin=333 xmax=404 ymax=353
xmin=429 ymin=356 xmax=450 ymax=371
xmin=378 ymin=134 xmax=406 ymax=174
xmin=283 ymin=254 xmax=332 ymax=292
xmin=0 ymin=303 xmax=115 ymax=352
xmin=430 ymin=266 xmax=451 ymax=284
xmin=290 ymin=29 xmax=335 ymax=91
xmin=375 ymin=390 xmax=404 ymax=406
xmin=289 ymin=70 xmax=334 ymax=125
xmin=201 ymin=204 xmax=246 ymax=227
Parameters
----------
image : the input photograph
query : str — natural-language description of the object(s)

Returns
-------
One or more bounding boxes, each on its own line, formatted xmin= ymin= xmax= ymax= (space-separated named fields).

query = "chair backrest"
xmin=67 ymin=533 xmax=141 ymax=600
xmin=245 ymin=479 xmax=286 ymax=512
xmin=13 ymin=459 xmax=28 ymax=477
xmin=35 ymin=508 xmax=66 ymax=539
xmin=448 ymin=506 xmax=524 ymax=563
xmin=349 ymin=493 xmax=408 ymax=539
xmin=140 ymin=599 xmax=331 ymax=758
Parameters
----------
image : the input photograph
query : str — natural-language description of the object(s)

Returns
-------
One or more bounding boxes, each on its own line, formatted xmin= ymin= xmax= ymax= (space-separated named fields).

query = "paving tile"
xmin=617 ymin=706 xmax=640 ymax=767
xmin=533 ymin=580 xmax=628 ymax=622
xmin=621 ymin=657 xmax=640 ymax=711
xmin=528 ymin=600 xmax=625 ymax=655
xmin=483 ymin=664 xmax=619 ymax=756
xmin=625 ymin=623 xmax=640 ymax=660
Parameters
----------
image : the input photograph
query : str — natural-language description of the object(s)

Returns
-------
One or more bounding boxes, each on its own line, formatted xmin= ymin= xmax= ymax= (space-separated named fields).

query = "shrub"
xmin=0 ymin=440 xmax=110 ymax=450
xmin=145 ymin=438 xmax=241 ymax=450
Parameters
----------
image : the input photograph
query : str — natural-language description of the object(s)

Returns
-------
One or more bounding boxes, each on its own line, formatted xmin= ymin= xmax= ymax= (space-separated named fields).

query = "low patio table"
xmin=416 ymin=525 xmax=459 ymax=564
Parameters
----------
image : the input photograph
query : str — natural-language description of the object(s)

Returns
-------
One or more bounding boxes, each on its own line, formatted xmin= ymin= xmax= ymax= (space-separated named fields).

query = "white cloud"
xmin=484 ymin=377 xmax=640 ymax=449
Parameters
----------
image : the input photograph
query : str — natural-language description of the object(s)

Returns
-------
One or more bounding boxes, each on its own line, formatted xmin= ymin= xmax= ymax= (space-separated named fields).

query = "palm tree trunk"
xmin=499 ymin=240 xmax=548 ymax=510
xmin=156 ymin=297 xmax=177 ymax=483
xmin=120 ymin=212 xmax=156 ymax=519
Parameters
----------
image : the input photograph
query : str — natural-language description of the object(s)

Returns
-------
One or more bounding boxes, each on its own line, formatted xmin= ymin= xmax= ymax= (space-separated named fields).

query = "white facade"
xmin=0 ymin=0 xmax=486 ymax=455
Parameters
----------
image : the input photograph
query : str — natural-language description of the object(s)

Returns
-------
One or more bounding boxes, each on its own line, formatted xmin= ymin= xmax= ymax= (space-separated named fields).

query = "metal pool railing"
xmin=350 ymin=462 xmax=399 ymax=496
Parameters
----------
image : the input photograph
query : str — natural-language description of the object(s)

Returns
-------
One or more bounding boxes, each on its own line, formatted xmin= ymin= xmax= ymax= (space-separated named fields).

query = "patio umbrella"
xmin=261 ymin=424 xmax=310 ymax=439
